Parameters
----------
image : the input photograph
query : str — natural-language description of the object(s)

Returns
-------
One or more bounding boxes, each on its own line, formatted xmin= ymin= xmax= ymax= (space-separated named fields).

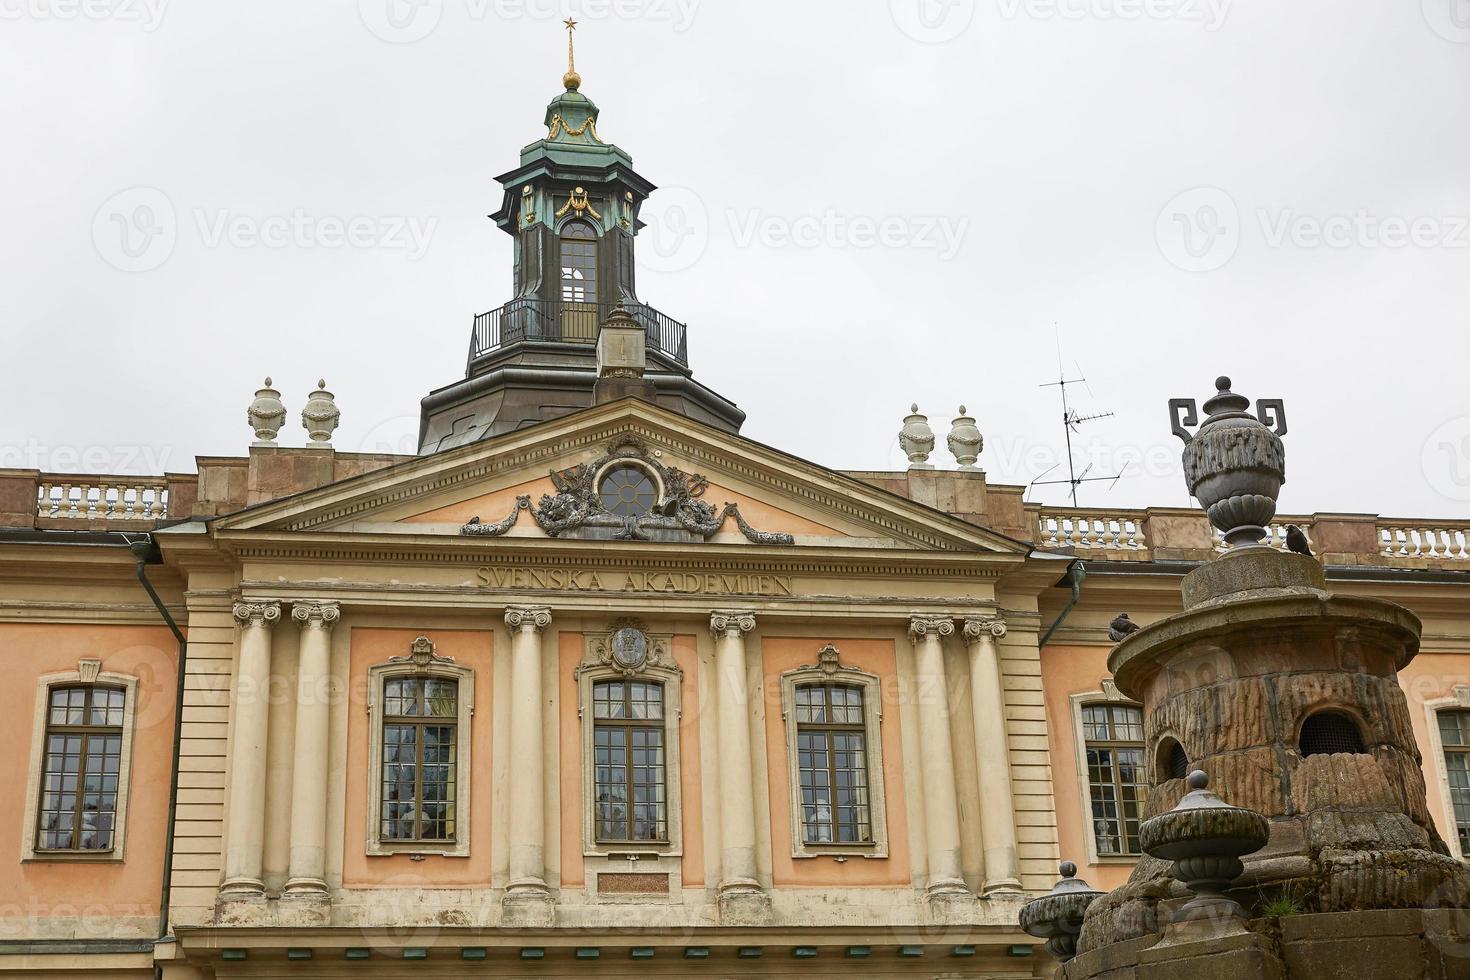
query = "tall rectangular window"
xmin=380 ymin=677 xmax=458 ymax=843
xmin=37 ymin=686 xmax=124 ymax=851
xmin=592 ymin=680 xmax=666 ymax=842
xmin=1083 ymin=703 xmax=1145 ymax=856
xmin=794 ymin=684 xmax=872 ymax=845
xmin=1440 ymin=710 xmax=1470 ymax=855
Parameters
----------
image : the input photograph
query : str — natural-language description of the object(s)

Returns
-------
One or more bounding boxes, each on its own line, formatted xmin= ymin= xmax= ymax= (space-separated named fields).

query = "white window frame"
xmin=779 ymin=644 xmax=889 ymax=860
xmin=365 ymin=636 xmax=475 ymax=858
xmin=576 ymin=623 xmax=684 ymax=903
xmin=1070 ymin=680 xmax=1146 ymax=866
xmin=1424 ymin=686 xmax=1470 ymax=862
xmin=21 ymin=660 xmax=140 ymax=862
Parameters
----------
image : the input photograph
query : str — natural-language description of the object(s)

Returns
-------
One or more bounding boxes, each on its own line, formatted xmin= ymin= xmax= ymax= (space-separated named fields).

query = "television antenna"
xmin=1030 ymin=346 xmax=1126 ymax=507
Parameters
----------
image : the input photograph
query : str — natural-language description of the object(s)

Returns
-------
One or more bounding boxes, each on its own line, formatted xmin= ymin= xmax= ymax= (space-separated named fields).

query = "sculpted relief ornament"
xmin=461 ymin=437 xmax=795 ymax=546
xmin=576 ymin=619 xmax=679 ymax=680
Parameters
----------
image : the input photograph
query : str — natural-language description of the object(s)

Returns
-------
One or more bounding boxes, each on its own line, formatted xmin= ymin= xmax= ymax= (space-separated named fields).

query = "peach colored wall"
xmin=760 ymin=637 xmax=911 ymax=887
xmin=703 ymin=482 xmax=840 ymax=537
xmin=342 ymin=628 xmax=493 ymax=887
xmin=1397 ymin=650 xmax=1470 ymax=851
xmin=1040 ymin=644 xmax=1136 ymax=892
xmin=0 ymin=623 xmax=179 ymax=923
xmin=398 ymin=477 xmax=556 ymax=524
xmin=557 ymin=633 xmax=703 ymax=889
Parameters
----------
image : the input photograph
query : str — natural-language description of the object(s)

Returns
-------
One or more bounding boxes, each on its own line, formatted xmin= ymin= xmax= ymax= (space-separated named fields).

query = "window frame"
xmin=590 ymin=679 xmax=670 ymax=844
xmin=21 ymin=662 xmax=140 ymax=863
xmin=365 ymin=638 xmax=475 ymax=859
xmin=576 ymin=626 xmax=683 ymax=861
xmin=1069 ymin=683 xmax=1146 ymax=865
xmin=1425 ymin=689 xmax=1470 ymax=862
xmin=558 ymin=218 xmax=599 ymax=304
xmin=779 ymin=645 xmax=889 ymax=860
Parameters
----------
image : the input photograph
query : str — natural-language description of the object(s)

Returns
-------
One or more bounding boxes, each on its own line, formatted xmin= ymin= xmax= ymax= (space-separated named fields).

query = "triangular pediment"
xmin=211 ymin=400 xmax=1029 ymax=555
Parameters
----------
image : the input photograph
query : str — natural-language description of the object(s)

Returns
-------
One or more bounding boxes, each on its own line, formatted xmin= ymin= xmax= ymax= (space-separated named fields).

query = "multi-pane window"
xmin=1083 ymin=703 xmax=1146 ymax=856
xmin=560 ymin=221 xmax=598 ymax=303
xmin=1440 ymin=710 xmax=1470 ymax=855
xmin=380 ymin=677 xmax=458 ymax=843
xmin=794 ymin=684 xmax=872 ymax=845
xmin=37 ymin=686 xmax=124 ymax=851
xmin=592 ymin=680 xmax=667 ymax=842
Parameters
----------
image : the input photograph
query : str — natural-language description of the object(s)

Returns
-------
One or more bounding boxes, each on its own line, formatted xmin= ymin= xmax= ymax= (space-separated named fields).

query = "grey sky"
xmin=2 ymin=0 xmax=1468 ymax=519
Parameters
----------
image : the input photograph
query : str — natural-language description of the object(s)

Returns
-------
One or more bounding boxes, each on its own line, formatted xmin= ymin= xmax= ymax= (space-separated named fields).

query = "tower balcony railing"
xmin=467 ymin=299 xmax=689 ymax=372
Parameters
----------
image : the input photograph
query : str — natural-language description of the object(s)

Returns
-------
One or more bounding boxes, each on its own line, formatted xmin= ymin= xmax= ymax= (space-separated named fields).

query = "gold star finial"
xmin=563 ymin=18 xmax=581 ymax=91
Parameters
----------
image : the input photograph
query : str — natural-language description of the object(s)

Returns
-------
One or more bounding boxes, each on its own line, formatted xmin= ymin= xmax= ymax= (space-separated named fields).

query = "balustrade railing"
xmin=1038 ymin=509 xmax=1149 ymax=552
xmin=467 ymin=299 xmax=689 ymax=371
xmin=36 ymin=476 xmax=169 ymax=522
xmin=1378 ymin=521 xmax=1470 ymax=562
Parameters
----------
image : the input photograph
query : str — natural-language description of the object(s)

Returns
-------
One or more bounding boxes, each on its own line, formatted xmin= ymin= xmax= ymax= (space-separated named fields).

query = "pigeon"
xmin=1108 ymin=613 xmax=1141 ymax=642
xmin=466 ymin=516 xmax=481 ymax=526
xmin=1285 ymin=524 xmax=1313 ymax=557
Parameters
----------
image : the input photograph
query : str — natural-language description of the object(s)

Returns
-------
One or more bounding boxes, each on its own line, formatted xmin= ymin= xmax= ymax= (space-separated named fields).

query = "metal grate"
xmin=1163 ymin=740 xmax=1190 ymax=781
xmin=1300 ymin=712 xmax=1366 ymax=757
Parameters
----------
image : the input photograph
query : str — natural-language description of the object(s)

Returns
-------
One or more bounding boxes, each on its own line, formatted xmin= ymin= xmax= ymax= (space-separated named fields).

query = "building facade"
xmin=1 ymin=54 xmax=1468 ymax=980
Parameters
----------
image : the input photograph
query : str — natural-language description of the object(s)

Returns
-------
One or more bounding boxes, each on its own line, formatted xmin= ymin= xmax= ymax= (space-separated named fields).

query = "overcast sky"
xmin=3 ymin=0 xmax=1469 ymax=519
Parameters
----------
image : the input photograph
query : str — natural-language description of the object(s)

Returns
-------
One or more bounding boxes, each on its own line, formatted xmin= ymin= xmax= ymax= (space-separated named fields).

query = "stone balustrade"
xmin=35 ymin=475 xmax=169 ymax=524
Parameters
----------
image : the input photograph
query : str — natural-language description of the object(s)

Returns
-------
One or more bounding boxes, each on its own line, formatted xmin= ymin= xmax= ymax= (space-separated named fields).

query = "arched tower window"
xmin=560 ymin=220 xmax=598 ymax=304
xmin=1300 ymin=711 xmax=1366 ymax=757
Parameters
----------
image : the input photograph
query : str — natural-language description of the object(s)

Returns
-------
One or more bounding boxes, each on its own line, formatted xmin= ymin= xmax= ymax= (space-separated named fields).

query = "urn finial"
xmin=899 ymin=404 xmax=935 ymax=470
xmin=1168 ymin=377 xmax=1289 ymax=549
xmin=1019 ymin=860 xmax=1105 ymax=963
xmin=247 ymin=377 xmax=286 ymax=447
xmin=302 ymin=379 xmax=340 ymax=449
xmin=947 ymin=405 xmax=983 ymax=471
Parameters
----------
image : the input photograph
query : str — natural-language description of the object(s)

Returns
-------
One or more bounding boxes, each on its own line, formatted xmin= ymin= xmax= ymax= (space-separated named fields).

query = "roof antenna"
xmin=1034 ymin=329 xmax=1126 ymax=507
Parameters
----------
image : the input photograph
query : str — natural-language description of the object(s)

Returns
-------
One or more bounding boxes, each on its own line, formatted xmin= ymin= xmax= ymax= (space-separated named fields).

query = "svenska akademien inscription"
xmin=475 ymin=566 xmax=794 ymax=597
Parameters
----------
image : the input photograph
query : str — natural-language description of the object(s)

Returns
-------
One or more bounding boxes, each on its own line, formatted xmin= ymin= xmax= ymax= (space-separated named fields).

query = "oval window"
xmin=599 ymin=465 xmax=658 ymax=517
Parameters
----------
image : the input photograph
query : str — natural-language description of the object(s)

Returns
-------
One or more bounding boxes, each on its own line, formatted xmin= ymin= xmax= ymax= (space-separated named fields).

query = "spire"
xmin=562 ymin=17 xmax=581 ymax=91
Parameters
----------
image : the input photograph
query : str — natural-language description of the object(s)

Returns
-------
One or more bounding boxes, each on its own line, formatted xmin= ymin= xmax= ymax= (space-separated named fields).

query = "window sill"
xmin=366 ymin=844 xmax=469 ymax=859
xmin=23 ymin=851 xmax=122 ymax=864
xmin=792 ymin=844 xmax=888 ymax=861
xmin=585 ymin=843 xmax=680 ymax=860
xmin=1091 ymin=854 xmax=1141 ymax=865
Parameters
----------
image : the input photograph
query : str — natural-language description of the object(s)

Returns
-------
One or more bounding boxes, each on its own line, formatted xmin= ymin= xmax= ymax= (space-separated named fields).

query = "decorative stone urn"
xmin=1139 ymin=770 xmax=1268 ymax=931
xmin=1019 ymin=862 xmax=1104 ymax=963
xmin=947 ymin=405 xmax=983 ymax=470
xmin=1169 ymin=377 xmax=1288 ymax=548
xmin=898 ymin=404 xmax=935 ymax=469
xmin=247 ymin=377 xmax=286 ymax=446
xmin=301 ymin=380 xmax=340 ymax=448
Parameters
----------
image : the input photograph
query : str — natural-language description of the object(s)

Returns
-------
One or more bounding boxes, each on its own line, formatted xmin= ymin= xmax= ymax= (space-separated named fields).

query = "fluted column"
xmin=964 ymin=616 xmax=1023 ymax=894
xmin=221 ymin=600 xmax=281 ymax=899
xmin=909 ymin=615 xmax=968 ymax=898
xmin=284 ymin=600 xmax=340 ymax=897
xmin=504 ymin=605 xmax=553 ymax=910
xmin=710 ymin=610 xmax=763 ymax=904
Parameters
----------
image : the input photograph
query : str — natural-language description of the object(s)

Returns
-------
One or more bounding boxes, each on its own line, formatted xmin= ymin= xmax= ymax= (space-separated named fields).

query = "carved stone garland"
xmin=461 ymin=437 xmax=795 ymax=545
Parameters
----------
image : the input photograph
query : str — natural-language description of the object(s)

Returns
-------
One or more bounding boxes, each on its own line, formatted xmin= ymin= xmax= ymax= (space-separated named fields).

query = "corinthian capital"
xmin=505 ymin=606 xmax=552 ymax=633
xmin=233 ymin=600 xmax=282 ymax=630
xmin=963 ymin=616 xmax=1007 ymax=642
xmin=710 ymin=610 xmax=756 ymax=637
xmin=291 ymin=600 xmax=341 ymax=630
xmin=909 ymin=616 xmax=955 ymax=642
